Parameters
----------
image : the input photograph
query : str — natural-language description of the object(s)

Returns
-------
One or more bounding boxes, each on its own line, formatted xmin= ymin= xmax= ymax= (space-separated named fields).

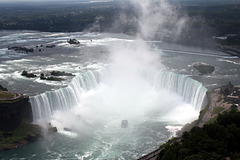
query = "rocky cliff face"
xmin=0 ymin=96 xmax=33 ymax=131
xmin=0 ymin=95 xmax=58 ymax=150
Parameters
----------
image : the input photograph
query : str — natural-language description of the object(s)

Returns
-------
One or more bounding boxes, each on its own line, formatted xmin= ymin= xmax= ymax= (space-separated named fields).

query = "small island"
xmin=51 ymin=71 xmax=74 ymax=76
xmin=21 ymin=70 xmax=74 ymax=81
xmin=67 ymin=39 xmax=80 ymax=44
xmin=8 ymin=46 xmax=34 ymax=53
xmin=40 ymin=73 xmax=65 ymax=81
xmin=192 ymin=62 xmax=215 ymax=75
xmin=21 ymin=70 xmax=37 ymax=78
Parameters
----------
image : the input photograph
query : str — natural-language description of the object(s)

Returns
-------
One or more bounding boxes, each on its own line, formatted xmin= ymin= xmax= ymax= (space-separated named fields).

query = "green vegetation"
xmin=0 ymin=1 xmax=239 ymax=48
xmin=0 ymin=91 xmax=14 ymax=99
xmin=183 ymin=5 xmax=240 ymax=36
xmin=0 ymin=2 xmax=120 ymax=32
xmin=157 ymin=109 xmax=240 ymax=160
xmin=212 ymin=107 xmax=225 ymax=115
xmin=0 ymin=97 xmax=24 ymax=104
xmin=0 ymin=121 xmax=42 ymax=150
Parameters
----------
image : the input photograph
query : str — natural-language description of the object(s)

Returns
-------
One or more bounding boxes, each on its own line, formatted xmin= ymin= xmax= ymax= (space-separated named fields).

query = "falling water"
xmin=30 ymin=70 xmax=98 ymax=122
xmin=153 ymin=70 xmax=207 ymax=111
xmin=30 ymin=69 xmax=207 ymax=123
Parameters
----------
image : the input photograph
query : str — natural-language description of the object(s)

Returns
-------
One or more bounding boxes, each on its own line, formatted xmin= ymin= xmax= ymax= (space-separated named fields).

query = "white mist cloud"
xmin=50 ymin=0 xmax=199 ymax=134
xmin=124 ymin=0 xmax=188 ymax=40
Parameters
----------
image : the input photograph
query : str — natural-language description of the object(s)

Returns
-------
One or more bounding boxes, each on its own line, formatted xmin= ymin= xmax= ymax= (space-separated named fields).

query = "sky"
xmin=0 ymin=0 xmax=235 ymax=2
xmin=0 ymin=0 xmax=113 ymax=2
xmin=0 ymin=0 xmax=235 ymax=5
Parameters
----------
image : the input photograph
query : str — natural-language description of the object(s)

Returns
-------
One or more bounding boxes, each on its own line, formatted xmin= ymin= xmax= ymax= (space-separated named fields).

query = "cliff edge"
xmin=0 ymin=88 xmax=42 ymax=150
xmin=0 ymin=93 xmax=32 ymax=130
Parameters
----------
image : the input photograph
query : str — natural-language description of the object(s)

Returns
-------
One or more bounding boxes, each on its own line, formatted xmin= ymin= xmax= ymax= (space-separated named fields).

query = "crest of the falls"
xmin=153 ymin=71 xmax=207 ymax=112
xmin=30 ymin=69 xmax=207 ymax=123
xmin=30 ymin=70 xmax=98 ymax=122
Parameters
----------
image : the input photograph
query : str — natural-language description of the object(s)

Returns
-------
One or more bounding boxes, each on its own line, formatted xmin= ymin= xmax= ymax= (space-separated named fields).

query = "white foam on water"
xmin=58 ymin=130 xmax=79 ymax=138
xmin=166 ymin=125 xmax=182 ymax=137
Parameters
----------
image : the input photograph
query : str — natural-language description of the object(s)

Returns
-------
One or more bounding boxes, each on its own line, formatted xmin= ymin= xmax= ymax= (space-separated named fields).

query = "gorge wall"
xmin=0 ymin=96 xmax=32 ymax=131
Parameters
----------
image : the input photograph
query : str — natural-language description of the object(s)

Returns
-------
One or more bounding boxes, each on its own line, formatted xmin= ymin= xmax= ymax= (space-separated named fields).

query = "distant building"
xmin=220 ymin=82 xmax=240 ymax=104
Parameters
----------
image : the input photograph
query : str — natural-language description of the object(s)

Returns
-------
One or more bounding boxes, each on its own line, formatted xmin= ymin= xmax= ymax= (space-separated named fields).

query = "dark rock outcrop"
xmin=51 ymin=71 xmax=74 ymax=76
xmin=8 ymin=46 xmax=34 ymax=53
xmin=21 ymin=70 xmax=37 ymax=78
xmin=46 ymin=44 xmax=56 ymax=48
xmin=67 ymin=39 xmax=80 ymax=44
xmin=192 ymin=62 xmax=215 ymax=75
xmin=40 ymin=74 xmax=64 ymax=81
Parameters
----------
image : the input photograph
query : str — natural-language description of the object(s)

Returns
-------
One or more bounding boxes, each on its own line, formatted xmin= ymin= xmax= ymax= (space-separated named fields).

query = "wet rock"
xmin=46 ymin=44 xmax=56 ymax=48
xmin=67 ymin=39 xmax=80 ymax=44
xmin=51 ymin=71 xmax=74 ymax=76
xmin=21 ymin=70 xmax=37 ymax=78
xmin=193 ymin=62 xmax=215 ymax=75
xmin=41 ymin=76 xmax=64 ymax=81
xmin=8 ymin=46 xmax=34 ymax=53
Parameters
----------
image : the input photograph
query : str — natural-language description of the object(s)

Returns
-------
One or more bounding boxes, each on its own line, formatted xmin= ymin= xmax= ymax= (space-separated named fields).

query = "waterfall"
xmin=30 ymin=70 xmax=98 ymax=122
xmin=30 ymin=69 xmax=207 ymax=123
xmin=153 ymin=70 xmax=207 ymax=111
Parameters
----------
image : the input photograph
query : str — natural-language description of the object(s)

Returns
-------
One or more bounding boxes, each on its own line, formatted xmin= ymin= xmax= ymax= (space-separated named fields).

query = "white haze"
xmin=50 ymin=0 xmax=199 ymax=135
xmin=131 ymin=0 xmax=188 ymax=40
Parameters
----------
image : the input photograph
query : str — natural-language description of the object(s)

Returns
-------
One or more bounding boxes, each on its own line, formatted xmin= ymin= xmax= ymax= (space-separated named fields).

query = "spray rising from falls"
xmin=30 ymin=68 xmax=207 ymax=123
xmin=30 ymin=0 xmax=206 ymax=126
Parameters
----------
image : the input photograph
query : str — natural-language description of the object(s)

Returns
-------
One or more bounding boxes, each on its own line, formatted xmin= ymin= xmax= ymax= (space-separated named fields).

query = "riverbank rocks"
xmin=192 ymin=62 xmax=215 ymax=75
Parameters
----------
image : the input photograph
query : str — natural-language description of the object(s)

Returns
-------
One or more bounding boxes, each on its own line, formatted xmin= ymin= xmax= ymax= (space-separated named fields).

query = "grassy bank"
xmin=0 ymin=121 xmax=42 ymax=150
xmin=0 ymin=91 xmax=15 ymax=99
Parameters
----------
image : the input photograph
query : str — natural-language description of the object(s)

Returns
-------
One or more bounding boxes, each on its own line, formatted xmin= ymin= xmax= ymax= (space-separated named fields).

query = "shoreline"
xmin=197 ymin=86 xmax=240 ymax=127
xmin=138 ymin=85 xmax=240 ymax=160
